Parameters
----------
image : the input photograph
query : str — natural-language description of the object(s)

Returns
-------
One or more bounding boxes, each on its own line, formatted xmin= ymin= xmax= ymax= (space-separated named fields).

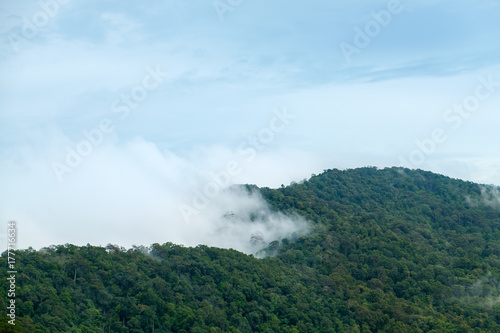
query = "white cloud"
xmin=0 ymin=136 xmax=313 ymax=252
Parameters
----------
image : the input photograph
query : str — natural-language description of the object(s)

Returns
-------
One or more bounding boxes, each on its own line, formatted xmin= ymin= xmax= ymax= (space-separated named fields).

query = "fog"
xmin=0 ymin=136 xmax=313 ymax=253
xmin=467 ymin=185 xmax=500 ymax=211
xmin=452 ymin=272 xmax=500 ymax=309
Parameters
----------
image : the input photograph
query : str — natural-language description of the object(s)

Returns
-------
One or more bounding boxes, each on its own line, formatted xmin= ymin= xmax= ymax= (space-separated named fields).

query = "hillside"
xmin=2 ymin=167 xmax=500 ymax=332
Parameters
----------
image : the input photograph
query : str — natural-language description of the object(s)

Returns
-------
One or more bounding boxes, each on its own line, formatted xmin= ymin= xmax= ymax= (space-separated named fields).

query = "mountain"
xmin=2 ymin=167 xmax=500 ymax=332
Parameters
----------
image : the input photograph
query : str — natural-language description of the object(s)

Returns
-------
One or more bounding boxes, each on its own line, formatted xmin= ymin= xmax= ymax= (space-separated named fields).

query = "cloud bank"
xmin=0 ymin=135 xmax=314 ymax=253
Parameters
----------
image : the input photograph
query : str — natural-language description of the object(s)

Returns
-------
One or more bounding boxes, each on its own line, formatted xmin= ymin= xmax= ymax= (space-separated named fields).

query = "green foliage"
xmin=2 ymin=167 xmax=500 ymax=332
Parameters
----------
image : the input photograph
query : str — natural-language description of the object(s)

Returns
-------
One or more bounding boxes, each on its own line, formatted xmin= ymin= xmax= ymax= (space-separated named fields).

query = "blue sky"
xmin=1 ymin=0 xmax=500 ymax=249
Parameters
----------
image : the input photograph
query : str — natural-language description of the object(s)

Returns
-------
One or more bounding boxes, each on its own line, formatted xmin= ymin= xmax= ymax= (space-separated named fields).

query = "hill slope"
xmin=2 ymin=167 xmax=500 ymax=332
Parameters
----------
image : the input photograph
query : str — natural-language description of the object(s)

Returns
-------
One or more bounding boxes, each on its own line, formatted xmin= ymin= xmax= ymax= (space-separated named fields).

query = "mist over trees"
xmin=2 ymin=167 xmax=500 ymax=332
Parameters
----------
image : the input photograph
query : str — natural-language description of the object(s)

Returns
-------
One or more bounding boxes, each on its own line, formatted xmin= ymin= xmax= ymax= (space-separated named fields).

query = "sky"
xmin=0 ymin=0 xmax=499 ymax=251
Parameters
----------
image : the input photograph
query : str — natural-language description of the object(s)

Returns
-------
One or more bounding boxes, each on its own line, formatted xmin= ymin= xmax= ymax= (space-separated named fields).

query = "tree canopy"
xmin=2 ymin=167 xmax=500 ymax=332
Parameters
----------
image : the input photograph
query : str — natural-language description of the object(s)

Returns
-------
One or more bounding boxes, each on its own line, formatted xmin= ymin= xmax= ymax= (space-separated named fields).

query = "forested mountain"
xmin=2 ymin=167 xmax=500 ymax=332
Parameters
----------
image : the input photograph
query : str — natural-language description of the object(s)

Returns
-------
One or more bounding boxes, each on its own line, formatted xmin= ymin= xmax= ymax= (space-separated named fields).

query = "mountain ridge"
xmin=2 ymin=167 xmax=500 ymax=332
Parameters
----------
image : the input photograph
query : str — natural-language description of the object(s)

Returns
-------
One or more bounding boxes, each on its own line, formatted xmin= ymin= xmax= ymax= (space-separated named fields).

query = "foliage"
xmin=2 ymin=167 xmax=500 ymax=332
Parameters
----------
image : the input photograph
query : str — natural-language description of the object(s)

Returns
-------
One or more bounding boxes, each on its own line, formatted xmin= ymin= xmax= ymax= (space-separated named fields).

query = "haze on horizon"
xmin=1 ymin=0 xmax=499 ymax=250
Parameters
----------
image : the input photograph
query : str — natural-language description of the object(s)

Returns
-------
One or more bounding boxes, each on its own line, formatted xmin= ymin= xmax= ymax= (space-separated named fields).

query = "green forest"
xmin=2 ymin=167 xmax=500 ymax=332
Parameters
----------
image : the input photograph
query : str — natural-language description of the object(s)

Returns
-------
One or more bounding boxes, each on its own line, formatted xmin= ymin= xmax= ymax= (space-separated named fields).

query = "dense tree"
xmin=2 ymin=167 xmax=500 ymax=332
